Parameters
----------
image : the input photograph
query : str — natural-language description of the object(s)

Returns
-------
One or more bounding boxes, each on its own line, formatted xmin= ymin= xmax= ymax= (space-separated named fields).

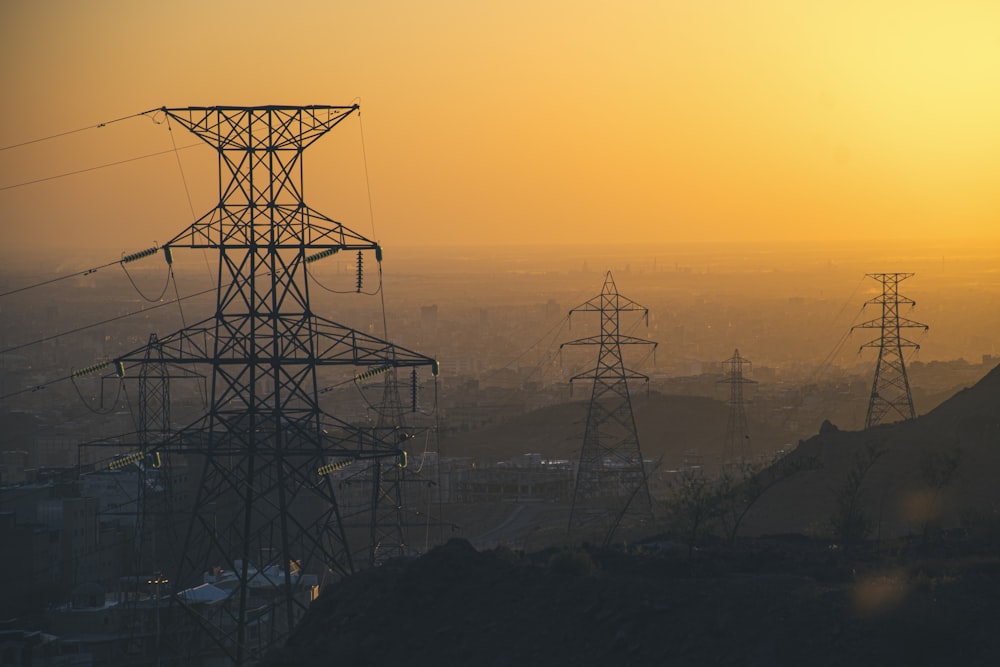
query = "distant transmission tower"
xmin=562 ymin=272 xmax=656 ymax=545
xmin=360 ymin=368 xmax=430 ymax=567
xmin=719 ymin=348 xmax=755 ymax=464
xmin=852 ymin=272 xmax=928 ymax=428
xmin=98 ymin=106 xmax=438 ymax=665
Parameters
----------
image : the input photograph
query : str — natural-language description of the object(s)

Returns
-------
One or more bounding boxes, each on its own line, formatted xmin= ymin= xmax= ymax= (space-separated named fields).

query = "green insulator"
xmin=122 ymin=246 xmax=158 ymax=264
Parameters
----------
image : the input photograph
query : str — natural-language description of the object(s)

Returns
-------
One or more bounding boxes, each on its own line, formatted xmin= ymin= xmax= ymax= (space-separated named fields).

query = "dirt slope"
xmin=742 ymin=363 xmax=1000 ymax=538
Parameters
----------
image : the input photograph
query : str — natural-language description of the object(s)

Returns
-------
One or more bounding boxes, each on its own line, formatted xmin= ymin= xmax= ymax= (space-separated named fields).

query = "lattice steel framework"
xmin=98 ymin=106 xmax=438 ymax=665
xmin=719 ymin=348 xmax=756 ymax=464
xmin=339 ymin=370 xmax=421 ymax=567
xmin=561 ymin=272 xmax=656 ymax=545
xmin=852 ymin=272 xmax=928 ymax=428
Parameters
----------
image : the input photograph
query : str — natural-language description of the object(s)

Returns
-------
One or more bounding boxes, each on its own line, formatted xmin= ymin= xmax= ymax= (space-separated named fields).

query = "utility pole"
xmin=853 ymin=273 xmax=928 ymax=428
xmin=561 ymin=272 xmax=656 ymax=546
xmin=719 ymin=348 xmax=755 ymax=464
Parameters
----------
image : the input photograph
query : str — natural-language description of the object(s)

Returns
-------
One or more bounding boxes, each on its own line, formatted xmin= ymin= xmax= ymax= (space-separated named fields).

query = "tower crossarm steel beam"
xmin=112 ymin=318 xmax=437 ymax=370
xmin=561 ymin=334 xmax=654 ymax=348
xmin=568 ymin=370 xmax=651 ymax=384
xmin=160 ymin=105 xmax=358 ymax=150
xmin=312 ymin=317 xmax=439 ymax=369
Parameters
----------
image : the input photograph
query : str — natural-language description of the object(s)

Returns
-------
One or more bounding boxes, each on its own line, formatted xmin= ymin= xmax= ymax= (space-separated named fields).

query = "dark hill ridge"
xmin=447 ymin=391 xmax=790 ymax=465
xmin=742 ymin=362 xmax=1000 ymax=538
xmin=265 ymin=537 xmax=1000 ymax=667
xmin=264 ymin=367 xmax=1000 ymax=666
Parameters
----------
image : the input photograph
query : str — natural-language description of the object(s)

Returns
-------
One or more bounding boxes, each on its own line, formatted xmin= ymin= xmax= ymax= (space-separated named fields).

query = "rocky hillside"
xmin=264 ymin=536 xmax=1000 ymax=667
xmin=741 ymin=362 xmax=1000 ymax=538
xmin=264 ymin=365 xmax=1000 ymax=667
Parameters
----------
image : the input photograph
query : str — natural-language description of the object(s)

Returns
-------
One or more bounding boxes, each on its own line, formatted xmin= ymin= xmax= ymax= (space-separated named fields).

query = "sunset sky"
xmin=1 ymin=0 xmax=999 ymax=253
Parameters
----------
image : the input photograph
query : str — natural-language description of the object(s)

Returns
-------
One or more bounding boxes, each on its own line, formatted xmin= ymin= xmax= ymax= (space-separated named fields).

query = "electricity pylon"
xmin=100 ymin=106 xmax=438 ymax=665
xmin=561 ymin=272 xmax=656 ymax=546
xmin=852 ymin=272 xmax=928 ymax=428
xmin=719 ymin=348 xmax=755 ymax=464
xmin=358 ymin=369 xmax=418 ymax=567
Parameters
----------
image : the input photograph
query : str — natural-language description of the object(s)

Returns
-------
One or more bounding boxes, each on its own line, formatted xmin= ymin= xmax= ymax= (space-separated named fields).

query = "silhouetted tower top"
xmin=719 ymin=348 xmax=755 ymax=464
xmin=561 ymin=271 xmax=656 ymax=546
xmin=852 ymin=272 xmax=928 ymax=428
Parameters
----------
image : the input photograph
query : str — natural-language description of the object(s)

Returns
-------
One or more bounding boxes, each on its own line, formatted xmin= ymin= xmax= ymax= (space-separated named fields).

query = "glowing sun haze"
xmin=1 ymin=0 xmax=998 ymax=253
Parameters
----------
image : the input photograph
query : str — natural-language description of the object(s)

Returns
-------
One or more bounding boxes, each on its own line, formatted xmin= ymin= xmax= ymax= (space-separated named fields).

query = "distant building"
xmin=450 ymin=456 xmax=573 ymax=503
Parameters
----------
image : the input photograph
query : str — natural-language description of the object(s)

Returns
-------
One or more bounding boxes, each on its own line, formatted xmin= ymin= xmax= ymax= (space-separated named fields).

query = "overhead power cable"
xmin=0 ymin=260 xmax=122 ymax=298
xmin=0 ymin=143 xmax=200 ymax=192
xmin=0 ymin=108 xmax=159 ymax=152
xmin=0 ymin=283 xmax=217 ymax=356
xmin=0 ymin=376 xmax=70 ymax=401
xmin=0 ymin=243 xmax=169 ymax=299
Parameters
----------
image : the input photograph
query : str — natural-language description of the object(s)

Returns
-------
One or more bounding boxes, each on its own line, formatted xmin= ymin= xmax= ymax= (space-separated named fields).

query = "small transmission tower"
xmin=561 ymin=272 xmax=656 ymax=545
xmin=719 ymin=348 xmax=755 ymax=464
xmin=853 ymin=273 xmax=928 ymax=428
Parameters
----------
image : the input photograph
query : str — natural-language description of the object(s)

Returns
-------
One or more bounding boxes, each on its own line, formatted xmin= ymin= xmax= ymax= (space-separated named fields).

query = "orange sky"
xmin=1 ymin=0 xmax=999 ymax=254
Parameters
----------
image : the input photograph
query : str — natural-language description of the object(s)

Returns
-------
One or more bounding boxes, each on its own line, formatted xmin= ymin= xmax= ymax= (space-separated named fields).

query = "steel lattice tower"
xmin=561 ymin=272 xmax=656 ymax=545
xmin=719 ymin=348 xmax=755 ymax=464
xmin=852 ymin=272 xmax=928 ymax=428
xmin=99 ymin=106 xmax=438 ymax=665
xmin=356 ymin=370 xmax=416 ymax=567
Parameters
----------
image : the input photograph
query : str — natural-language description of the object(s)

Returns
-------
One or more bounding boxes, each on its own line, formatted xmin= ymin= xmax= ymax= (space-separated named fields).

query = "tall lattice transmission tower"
xmin=92 ymin=105 xmax=438 ymax=665
xmin=852 ymin=272 xmax=928 ymax=428
xmin=719 ymin=348 xmax=755 ymax=464
xmin=561 ymin=272 xmax=656 ymax=545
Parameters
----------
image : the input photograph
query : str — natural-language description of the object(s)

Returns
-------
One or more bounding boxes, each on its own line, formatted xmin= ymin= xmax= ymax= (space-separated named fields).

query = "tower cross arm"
xmin=858 ymin=335 xmax=924 ymax=351
xmin=112 ymin=323 xmax=214 ymax=368
xmin=163 ymin=207 xmax=379 ymax=251
xmin=569 ymin=298 xmax=648 ymax=315
xmin=896 ymin=316 xmax=930 ymax=331
xmin=862 ymin=294 xmax=917 ymax=308
xmin=718 ymin=376 xmax=757 ymax=385
xmin=313 ymin=317 xmax=438 ymax=370
xmin=616 ymin=335 xmax=657 ymax=348
xmin=561 ymin=335 xmax=602 ymax=349
xmin=569 ymin=368 xmax=650 ymax=384
xmin=851 ymin=315 xmax=928 ymax=332
xmin=560 ymin=335 xmax=656 ymax=349
xmin=158 ymin=105 xmax=360 ymax=151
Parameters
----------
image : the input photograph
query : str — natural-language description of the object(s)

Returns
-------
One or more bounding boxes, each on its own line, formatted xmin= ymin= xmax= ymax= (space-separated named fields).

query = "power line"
xmin=0 ymin=283 xmax=217 ymax=357
xmin=0 ymin=260 xmax=122 ymax=298
xmin=0 ymin=244 xmax=172 ymax=299
xmin=0 ymin=376 xmax=70 ymax=401
xmin=0 ymin=143 xmax=200 ymax=192
xmin=0 ymin=109 xmax=159 ymax=152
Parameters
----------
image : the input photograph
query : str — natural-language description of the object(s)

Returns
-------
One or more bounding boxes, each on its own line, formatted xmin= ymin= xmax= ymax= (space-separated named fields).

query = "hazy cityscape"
xmin=2 ymin=230 xmax=999 ymax=665
xmin=4 ymin=0 xmax=1000 ymax=662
